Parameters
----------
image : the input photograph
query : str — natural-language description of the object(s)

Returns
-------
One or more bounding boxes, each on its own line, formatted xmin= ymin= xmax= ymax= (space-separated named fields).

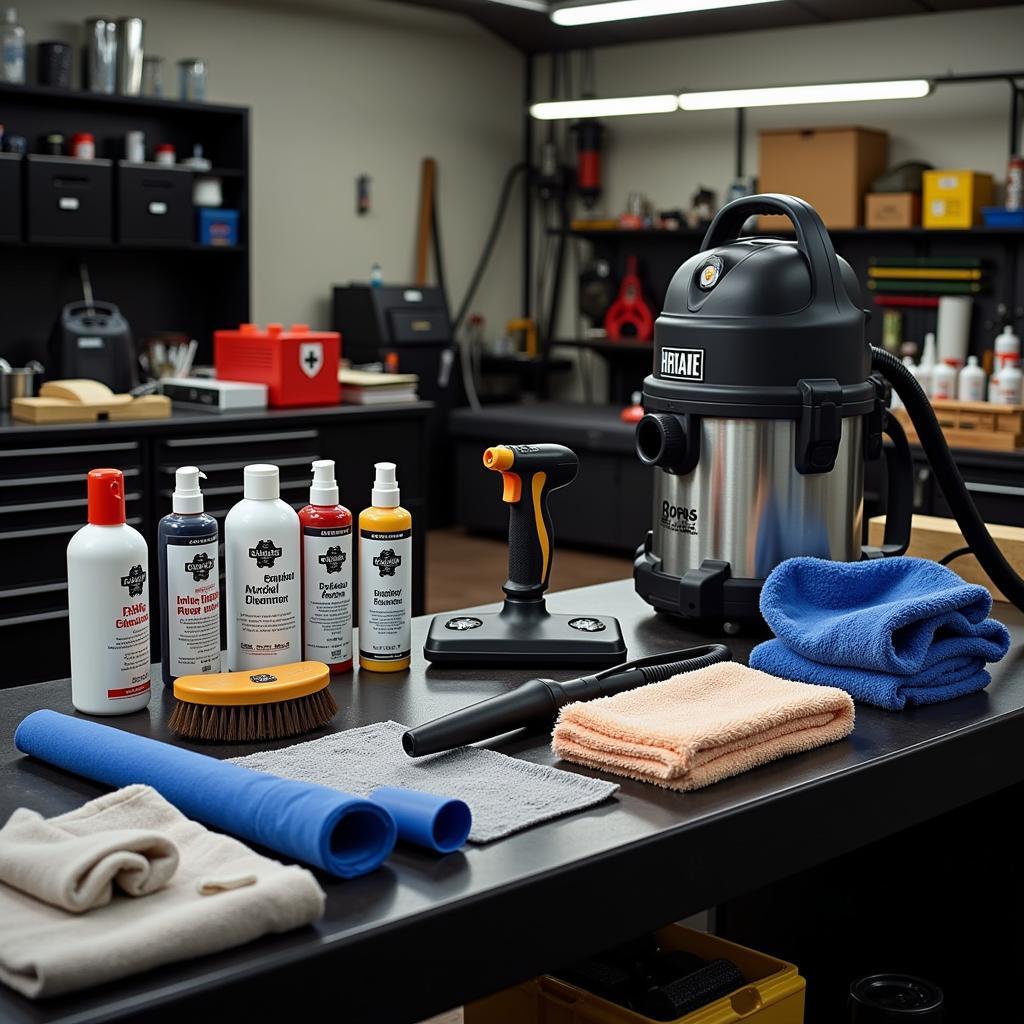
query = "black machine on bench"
xmin=423 ymin=443 xmax=626 ymax=665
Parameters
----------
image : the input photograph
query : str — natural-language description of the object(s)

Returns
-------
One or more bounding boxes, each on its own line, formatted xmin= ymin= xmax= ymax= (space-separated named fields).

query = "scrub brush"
xmin=169 ymin=661 xmax=337 ymax=742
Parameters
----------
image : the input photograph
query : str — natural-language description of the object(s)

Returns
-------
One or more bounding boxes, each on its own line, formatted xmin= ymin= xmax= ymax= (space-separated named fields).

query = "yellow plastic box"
xmin=465 ymin=925 xmax=805 ymax=1024
xmin=923 ymin=170 xmax=994 ymax=229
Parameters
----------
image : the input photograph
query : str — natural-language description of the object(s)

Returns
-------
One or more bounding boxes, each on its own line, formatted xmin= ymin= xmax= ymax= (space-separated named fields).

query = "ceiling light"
xmin=483 ymin=0 xmax=550 ymax=11
xmin=530 ymin=95 xmax=679 ymax=119
xmin=551 ymin=0 xmax=782 ymax=28
xmin=678 ymin=79 xmax=932 ymax=110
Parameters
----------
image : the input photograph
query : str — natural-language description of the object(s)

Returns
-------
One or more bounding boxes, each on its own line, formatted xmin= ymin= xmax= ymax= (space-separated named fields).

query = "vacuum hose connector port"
xmin=636 ymin=413 xmax=701 ymax=474
xmin=636 ymin=413 xmax=685 ymax=467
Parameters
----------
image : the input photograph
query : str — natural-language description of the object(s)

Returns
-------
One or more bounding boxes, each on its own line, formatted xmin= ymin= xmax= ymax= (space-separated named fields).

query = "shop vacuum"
xmin=634 ymin=193 xmax=1024 ymax=630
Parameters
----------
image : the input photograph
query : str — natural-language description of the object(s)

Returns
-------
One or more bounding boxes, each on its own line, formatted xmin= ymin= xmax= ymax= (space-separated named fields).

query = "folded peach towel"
xmin=552 ymin=662 xmax=855 ymax=791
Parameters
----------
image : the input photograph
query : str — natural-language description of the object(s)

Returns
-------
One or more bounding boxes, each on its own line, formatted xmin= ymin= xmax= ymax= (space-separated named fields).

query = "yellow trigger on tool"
xmin=501 ymin=472 xmax=522 ymax=503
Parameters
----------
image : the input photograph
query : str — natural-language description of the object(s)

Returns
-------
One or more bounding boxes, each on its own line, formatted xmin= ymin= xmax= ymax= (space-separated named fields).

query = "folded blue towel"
xmin=749 ymin=556 xmax=1011 ymax=710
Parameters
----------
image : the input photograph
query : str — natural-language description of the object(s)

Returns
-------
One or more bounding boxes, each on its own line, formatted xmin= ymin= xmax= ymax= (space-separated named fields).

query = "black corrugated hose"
xmin=871 ymin=344 xmax=1024 ymax=612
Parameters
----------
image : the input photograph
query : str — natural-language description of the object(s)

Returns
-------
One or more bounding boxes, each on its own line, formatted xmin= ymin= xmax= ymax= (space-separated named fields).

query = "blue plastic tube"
xmin=15 ymin=710 xmax=396 ymax=879
xmin=370 ymin=786 xmax=472 ymax=854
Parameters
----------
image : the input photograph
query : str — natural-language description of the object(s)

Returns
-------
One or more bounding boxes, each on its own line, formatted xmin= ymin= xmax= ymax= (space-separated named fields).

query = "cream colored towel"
xmin=552 ymin=662 xmax=855 ymax=791
xmin=0 ymin=808 xmax=178 ymax=912
xmin=0 ymin=785 xmax=326 ymax=999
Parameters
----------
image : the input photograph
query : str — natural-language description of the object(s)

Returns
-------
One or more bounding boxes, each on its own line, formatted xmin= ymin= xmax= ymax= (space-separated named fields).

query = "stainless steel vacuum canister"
xmin=634 ymin=194 xmax=912 ymax=627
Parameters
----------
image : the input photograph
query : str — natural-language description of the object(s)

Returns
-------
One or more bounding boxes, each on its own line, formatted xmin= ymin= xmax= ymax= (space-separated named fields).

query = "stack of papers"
xmin=339 ymin=368 xmax=419 ymax=405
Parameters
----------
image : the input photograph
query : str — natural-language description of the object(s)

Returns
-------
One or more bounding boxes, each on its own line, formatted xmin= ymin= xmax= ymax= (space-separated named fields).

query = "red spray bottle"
xmin=299 ymin=459 xmax=353 ymax=672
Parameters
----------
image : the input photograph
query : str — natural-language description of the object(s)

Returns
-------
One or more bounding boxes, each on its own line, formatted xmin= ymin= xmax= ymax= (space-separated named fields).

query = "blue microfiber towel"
xmin=14 ymin=710 xmax=397 ymax=878
xmin=749 ymin=556 xmax=1011 ymax=710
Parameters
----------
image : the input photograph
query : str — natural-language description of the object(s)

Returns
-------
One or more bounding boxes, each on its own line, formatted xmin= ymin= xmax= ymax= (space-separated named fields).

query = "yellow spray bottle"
xmin=358 ymin=462 xmax=412 ymax=672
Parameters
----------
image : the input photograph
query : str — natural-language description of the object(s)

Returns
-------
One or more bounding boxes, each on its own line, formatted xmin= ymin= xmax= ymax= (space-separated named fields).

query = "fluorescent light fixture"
xmin=483 ymin=0 xmax=549 ymax=11
xmin=530 ymin=95 xmax=679 ymax=119
xmin=679 ymin=79 xmax=932 ymax=110
xmin=551 ymin=0 xmax=781 ymax=28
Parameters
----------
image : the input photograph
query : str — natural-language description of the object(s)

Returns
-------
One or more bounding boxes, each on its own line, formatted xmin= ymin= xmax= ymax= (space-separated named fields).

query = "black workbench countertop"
xmin=0 ymin=400 xmax=434 ymax=441
xmin=1 ymin=579 xmax=1023 ymax=1023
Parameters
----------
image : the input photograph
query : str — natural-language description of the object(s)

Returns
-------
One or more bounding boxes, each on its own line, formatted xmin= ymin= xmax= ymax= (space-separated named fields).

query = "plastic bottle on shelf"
xmin=930 ymin=359 xmax=957 ymax=401
xmin=996 ymin=362 xmax=1023 ymax=406
xmin=957 ymin=356 xmax=986 ymax=402
xmin=991 ymin=325 xmax=1022 ymax=404
xmin=917 ymin=332 xmax=937 ymax=398
xmin=1 ymin=8 xmax=25 ymax=85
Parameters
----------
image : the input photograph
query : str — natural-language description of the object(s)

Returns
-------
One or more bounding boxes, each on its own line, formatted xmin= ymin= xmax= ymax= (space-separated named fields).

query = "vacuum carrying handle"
xmin=700 ymin=193 xmax=845 ymax=310
xmin=483 ymin=444 xmax=579 ymax=599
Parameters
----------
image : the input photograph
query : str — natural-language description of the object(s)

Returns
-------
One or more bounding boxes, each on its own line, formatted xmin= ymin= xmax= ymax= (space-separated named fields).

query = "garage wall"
xmin=19 ymin=0 xmax=524 ymax=333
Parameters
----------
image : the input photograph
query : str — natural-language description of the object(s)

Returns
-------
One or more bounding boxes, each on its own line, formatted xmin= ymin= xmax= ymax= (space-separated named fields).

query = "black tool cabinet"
xmin=0 ymin=402 xmax=432 ymax=687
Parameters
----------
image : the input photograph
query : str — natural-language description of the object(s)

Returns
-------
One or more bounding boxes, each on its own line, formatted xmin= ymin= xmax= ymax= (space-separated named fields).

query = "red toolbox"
xmin=214 ymin=323 xmax=341 ymax=408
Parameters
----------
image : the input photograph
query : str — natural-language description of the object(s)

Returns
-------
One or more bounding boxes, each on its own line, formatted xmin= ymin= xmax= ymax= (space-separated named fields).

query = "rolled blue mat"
xmin=371 ymin=786 xmax=472 ymax=854
xmin=14 ymin=710 xmax=397 ymax=879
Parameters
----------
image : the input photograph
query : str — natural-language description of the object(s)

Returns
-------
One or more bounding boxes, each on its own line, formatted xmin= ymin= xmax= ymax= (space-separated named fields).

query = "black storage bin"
xmin=117 ymin=162 xmax=194 ymax=245
xmin=27 ymin=155 xmax=112 ymax=244
xmin=0 ymin=153 xmax=23 ymax=242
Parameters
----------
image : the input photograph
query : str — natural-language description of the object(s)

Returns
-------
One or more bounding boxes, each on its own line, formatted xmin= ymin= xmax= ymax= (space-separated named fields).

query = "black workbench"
xmin=2 ymin=580 xmax=1023 ymax=1022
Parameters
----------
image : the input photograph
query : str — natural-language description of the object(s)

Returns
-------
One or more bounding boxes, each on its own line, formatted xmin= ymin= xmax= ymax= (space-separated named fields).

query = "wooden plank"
xmin=868 ymin=514 xmax=1024 ymax=603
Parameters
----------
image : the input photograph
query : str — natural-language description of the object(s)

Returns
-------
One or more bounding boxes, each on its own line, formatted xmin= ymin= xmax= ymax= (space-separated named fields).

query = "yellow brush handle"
xmin=174 ymin=661 xmax=329 ymax=706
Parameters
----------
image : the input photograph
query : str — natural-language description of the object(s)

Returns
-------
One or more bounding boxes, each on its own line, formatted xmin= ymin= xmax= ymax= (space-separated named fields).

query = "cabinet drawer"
xmin=118 ymin=163 xmax=194 ymax=245
xmin=27 ymin=155 xmax=112 ymax=244
xmin=0 ymin=153 xmax=22 ymax=242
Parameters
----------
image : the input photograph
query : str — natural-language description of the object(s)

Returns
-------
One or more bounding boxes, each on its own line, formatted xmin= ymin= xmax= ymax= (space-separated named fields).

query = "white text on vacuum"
xmin=660 ymin=347 xmax=704 ymax=381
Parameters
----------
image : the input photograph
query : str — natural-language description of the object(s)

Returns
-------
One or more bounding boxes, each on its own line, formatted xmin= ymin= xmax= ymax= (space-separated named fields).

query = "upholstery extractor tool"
xmin=404 ymin=644 xmax=730 ymax=756
xmin=422 ymin=443 xmax=626 ymax=665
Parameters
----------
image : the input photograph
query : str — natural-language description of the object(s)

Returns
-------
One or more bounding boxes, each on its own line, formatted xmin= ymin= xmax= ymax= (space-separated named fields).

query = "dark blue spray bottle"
xmin=158 ymin=467 xmax=221 ymax=685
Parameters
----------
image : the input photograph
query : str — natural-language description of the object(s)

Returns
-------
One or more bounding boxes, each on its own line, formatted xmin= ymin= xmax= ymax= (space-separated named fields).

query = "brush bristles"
xmin=168 ymin=688 xmax=338 ymax=743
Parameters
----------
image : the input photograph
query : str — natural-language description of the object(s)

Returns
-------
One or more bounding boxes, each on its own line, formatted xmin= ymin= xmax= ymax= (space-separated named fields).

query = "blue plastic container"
xmin=982 ymin=206 xmax=1024 ymax=228
xmin=198 ymin=207 xmax=239 ymax=246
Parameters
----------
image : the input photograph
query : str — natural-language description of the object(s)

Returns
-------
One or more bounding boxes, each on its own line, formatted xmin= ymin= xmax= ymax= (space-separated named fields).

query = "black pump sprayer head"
xmin=403 ymin=644 xmax=731 ymax=757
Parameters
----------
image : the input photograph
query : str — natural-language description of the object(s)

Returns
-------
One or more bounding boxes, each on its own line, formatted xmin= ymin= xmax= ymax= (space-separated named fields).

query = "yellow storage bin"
xmin=923 ymin=170 xmax=994 ymax=228
xmin=465 ymin=925 xmax=805 ymax=1024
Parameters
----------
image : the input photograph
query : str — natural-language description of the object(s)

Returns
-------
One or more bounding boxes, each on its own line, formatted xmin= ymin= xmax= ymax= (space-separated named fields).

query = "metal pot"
xmin=0 ymin=359 xmax=45 ymax=411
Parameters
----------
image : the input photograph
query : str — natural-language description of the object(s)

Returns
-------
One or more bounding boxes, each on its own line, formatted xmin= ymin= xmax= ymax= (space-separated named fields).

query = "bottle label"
xmin=97 ymin=561 xmax=150 ymax=700
xmin=303 ymin=524 xmax=353 ymax=665
xmin=165 ymin=534 xmax=221 ymax=678
xmin=234 ymin=530 xmax=300 ymax=664
xmin=359 ymin=528 xmax=411 ymax=661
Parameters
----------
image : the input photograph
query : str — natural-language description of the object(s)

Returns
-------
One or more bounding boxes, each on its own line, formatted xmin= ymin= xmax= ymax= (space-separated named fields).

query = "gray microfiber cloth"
xmin=229 ymin=721 xmax=618 ymax=843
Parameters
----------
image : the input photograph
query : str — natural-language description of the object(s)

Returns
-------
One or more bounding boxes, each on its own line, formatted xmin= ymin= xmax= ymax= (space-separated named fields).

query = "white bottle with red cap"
xmin=66 ymin=468 xmax=151 ymax=715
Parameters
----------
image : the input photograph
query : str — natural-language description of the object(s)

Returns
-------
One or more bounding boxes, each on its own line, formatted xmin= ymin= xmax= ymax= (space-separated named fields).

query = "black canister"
xmin=36 ymin=41 xmax=73 ymax=88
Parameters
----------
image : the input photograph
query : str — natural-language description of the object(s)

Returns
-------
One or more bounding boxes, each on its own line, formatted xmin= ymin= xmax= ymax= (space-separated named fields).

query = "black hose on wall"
xmin=871 ymin=344 xmax=1024 ymax=612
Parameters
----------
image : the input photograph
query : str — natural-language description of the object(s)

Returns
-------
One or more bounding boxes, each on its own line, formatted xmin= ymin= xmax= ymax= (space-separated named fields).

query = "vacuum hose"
xmin=871 ymin=344 xmax=1024 ymax=612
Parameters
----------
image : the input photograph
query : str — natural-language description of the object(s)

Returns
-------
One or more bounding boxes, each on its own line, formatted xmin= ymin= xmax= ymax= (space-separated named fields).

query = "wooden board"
xmin=868 ymin=513 xmax=1024 ymax=603
xmin=891 ymin=399 xmax=1024 ymax=452
xmin=11 ymin=393 xmax=171 ymax=424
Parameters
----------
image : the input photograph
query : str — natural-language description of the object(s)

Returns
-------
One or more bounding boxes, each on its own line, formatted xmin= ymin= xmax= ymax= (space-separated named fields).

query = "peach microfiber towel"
xmin=552 ymin=662 xmax=855 ymax=791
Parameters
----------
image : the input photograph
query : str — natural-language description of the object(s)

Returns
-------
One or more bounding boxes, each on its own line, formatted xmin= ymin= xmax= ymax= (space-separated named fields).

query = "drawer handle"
xmin=149 ymin=201 xmax=168 ymax=215
xmin=965 ymin=481 xmax=1024 ymax=498
xmin=58 ymin=196 xmax=80 ymax=211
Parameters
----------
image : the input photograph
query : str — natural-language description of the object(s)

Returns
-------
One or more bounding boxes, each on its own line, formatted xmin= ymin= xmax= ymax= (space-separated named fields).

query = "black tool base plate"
xmin=422 ymin=611 xmax=627 ymax=665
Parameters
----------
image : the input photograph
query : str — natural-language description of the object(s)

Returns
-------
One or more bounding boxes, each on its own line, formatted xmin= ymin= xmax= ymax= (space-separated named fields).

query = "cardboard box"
xmin=865 ymin=191 xmax=921 ymax=228
xmin=923 ymin=170 xmax=994 ymax=229
xmin=757 ymin=126 xmax=888 ymax=229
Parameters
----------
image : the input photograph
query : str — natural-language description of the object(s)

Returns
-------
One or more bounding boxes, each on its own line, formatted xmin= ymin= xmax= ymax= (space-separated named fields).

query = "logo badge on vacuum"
xmin=660 ymin=347 xmax=704 ymax=382
xmin=299 ymin=341 xmax=324 ymax=379
xmin=697 ymin=255 xmax=723 ymax=290
xmin=568 ymin=617 xmax=606 ymax=633
xmin=445 ymin=616 xmax=483 ymax=631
